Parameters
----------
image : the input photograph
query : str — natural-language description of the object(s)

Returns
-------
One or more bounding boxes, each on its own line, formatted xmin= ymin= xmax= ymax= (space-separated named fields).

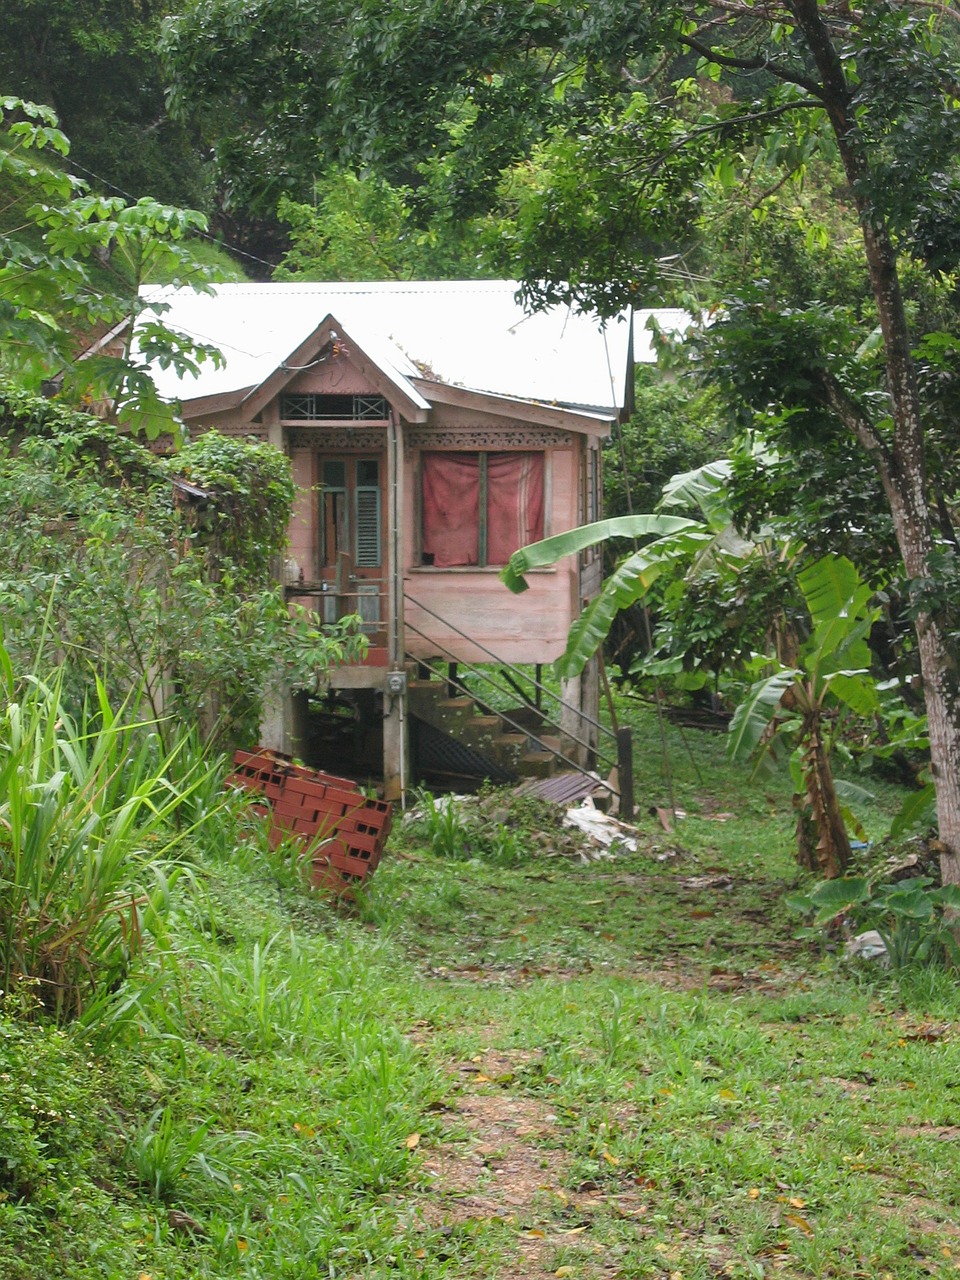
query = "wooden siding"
xmin=403 ymin=566 xmax=577 ymax=665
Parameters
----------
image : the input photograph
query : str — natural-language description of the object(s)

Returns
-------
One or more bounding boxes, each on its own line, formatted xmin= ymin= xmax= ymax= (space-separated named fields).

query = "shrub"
xmin=0 ymin=386 xmax=364 ymax=748
xmin=0 ymin=644 xmax=218 ymax=1020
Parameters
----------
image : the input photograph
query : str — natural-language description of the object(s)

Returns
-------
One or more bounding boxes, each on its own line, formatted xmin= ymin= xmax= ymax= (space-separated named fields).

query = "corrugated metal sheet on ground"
xmin=513 ymin=770 xmax=607 ymax=806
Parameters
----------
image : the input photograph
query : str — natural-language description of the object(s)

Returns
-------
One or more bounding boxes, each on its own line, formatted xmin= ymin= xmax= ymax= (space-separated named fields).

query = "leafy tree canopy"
xmin=0 ymin=98 xmax=227 ymax=436
xmin=0 ymin=0 xmax=207 ymax=210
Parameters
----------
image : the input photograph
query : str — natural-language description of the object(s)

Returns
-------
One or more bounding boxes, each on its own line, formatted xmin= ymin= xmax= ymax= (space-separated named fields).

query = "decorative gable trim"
xmin=405 ymin=426 xmax=573 ymax=450
xmin=241 ymin=315 xmax=430 ymax=424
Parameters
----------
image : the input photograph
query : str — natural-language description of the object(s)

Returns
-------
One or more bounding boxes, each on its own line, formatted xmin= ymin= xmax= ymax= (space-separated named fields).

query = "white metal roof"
xmin=139 ymin=281 xmax=688 ymax=416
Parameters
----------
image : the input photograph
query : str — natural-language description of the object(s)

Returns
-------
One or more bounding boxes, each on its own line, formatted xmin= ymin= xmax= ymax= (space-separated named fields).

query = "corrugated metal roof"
xmin=139 ymin=281 xmax=688 ymax=415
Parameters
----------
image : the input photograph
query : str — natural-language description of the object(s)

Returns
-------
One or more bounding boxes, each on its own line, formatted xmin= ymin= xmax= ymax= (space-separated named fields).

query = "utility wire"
xmin=64 ymin=157 xmax=281 ymax=275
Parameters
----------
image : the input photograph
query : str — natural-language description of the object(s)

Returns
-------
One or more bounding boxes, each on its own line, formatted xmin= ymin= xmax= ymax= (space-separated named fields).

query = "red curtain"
xmin=421 ymin=452 xmax=544 ymax=567
xmin=486 ymin=452 xmax=544 ymax=565
xmin=421 ymin=453 xmax=480 ymax=566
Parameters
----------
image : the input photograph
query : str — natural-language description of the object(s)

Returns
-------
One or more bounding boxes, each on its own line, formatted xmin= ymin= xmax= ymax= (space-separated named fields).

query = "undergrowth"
xmin=2 ymin=702 xmax=958 ymax=1279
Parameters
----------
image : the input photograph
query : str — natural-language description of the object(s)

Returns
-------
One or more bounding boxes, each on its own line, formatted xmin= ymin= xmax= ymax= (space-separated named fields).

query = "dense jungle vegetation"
xmin=2 ymin=3 xmax=960 ymax=1277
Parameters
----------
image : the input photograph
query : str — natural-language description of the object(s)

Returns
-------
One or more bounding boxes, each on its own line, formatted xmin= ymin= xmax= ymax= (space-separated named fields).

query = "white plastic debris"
xmin=844 ymin=930 xmax=888 ymax=962
xmin=563 ymin=798 xmax=638 ymax=855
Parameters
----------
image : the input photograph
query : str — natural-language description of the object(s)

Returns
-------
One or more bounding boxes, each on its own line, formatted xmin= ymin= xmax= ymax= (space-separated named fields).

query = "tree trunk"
xmin=790 ymin=0 xmax=960 ymax=888
xmin=795 ymin=713 xmax=851 ymax=879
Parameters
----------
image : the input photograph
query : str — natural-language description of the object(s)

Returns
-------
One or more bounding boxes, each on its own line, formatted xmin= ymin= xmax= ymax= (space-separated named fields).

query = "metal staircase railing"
xmin=402 ymin=593 xmax=619 ymax=794
xmin=403 ymin=593 xmax=618 ymax=748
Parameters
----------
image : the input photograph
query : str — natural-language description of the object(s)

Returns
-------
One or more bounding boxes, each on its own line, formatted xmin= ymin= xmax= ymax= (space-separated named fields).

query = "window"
xmin=281 ymin=394 xmax=388 ymax=421
xmin=319 ymin=458 xmax=381 ymax=568
xmin=420 ymin=452 xmax=544 ymax=567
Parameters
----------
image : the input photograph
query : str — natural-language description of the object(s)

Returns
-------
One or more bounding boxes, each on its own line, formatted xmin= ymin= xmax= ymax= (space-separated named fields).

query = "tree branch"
xmin=809 ymin=366 xmax=894 ymax=473
xmin=678 ymin=32 xmax=825 ymax=98
xmin=632 ymin=99 xmax=821 ymax=172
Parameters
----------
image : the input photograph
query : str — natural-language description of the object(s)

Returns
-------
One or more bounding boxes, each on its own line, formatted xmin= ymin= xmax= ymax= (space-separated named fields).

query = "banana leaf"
xmin=552 ymin=527 xmax=714 ymax=678
xmin=499 ymin=514 xmax=699 ymax=593
xmin=727 ymin=667 xmax=801 ymax=762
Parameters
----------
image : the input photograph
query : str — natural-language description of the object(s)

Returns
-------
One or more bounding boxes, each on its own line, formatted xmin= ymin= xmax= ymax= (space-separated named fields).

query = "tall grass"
xmin=0 ymin=642 xmax=220 ymax=1020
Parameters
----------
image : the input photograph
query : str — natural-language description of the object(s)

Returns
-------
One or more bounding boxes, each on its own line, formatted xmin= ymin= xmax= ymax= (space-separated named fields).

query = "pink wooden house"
xmin=144 ymin=281 xmax=681 ymax=796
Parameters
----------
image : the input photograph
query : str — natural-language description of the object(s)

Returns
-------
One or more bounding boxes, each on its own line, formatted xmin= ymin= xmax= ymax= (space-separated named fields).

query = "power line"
xmin=64 ymin=157 xmax=281 ymax=275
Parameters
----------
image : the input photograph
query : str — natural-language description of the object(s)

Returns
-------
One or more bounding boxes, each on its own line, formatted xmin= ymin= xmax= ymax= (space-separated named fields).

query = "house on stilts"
xmin=139 ymin=280 xmax=686 ymax=798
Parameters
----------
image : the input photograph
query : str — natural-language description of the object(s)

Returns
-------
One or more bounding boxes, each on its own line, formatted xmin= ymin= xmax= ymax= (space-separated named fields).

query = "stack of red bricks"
xmin=226 ymin=748 xmax=392 ymax=895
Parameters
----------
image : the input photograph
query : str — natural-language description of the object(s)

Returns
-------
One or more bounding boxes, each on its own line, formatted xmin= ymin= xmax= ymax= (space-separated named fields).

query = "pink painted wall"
xmin=288 ymin=447 xmax=317 ymax=581
xmin=186 ymin=366 xmax=593 ymax=666
xmin=401 ymin=418 xmax=583 ymax=664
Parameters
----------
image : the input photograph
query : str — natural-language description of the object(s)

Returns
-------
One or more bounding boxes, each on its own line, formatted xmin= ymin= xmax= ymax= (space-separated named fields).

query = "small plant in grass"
xmin=125 ymin=1104 xmax=226 ymax=1202
xmin=417 ymin=790 xmax=472 ymax=859
xmin=787 ymin=875 xmax=960 ymax=969
xmin=597 ymin=991 xmax=635 ymax=1066
xmin=412 ymin=789 xmax=524 ymax=865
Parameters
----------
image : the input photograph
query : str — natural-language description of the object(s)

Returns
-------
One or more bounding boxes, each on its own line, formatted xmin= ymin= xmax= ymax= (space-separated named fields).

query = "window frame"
xmin=418 ymin=449 xmax=546 ymax=569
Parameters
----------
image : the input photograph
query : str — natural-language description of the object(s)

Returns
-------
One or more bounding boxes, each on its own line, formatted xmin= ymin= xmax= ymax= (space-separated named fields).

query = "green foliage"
xmin=0 ymin=0 xmax=208 ymax=211
xmin=0 ymin=387 xmax=364 ymax=746
xmin=276 ymin=168 xmax=490 ymax=282
xmin=502 ymin=461 xmax=764 ymax=682
xmin=0 ymin=640 xmax=218 ymax=1021
xmin=0 ymin=98 xmax=223 ymax=436
xmin=605 ymin=367 xmax=728 ymax=519
xmin=410 ymin=790 xmax=522 ymax=866
xmin=176 ymin=432 xmax=295 ymax=577
xmin=125 ymin=1105 xmax=224 ymax=1203
xmin=788 ymin=875 xmax=960 ymax=970
xmin=0 ymin=1014 xmax=108 ymax=1208
xmin=728 ymin=555 xmax=885 ymax=876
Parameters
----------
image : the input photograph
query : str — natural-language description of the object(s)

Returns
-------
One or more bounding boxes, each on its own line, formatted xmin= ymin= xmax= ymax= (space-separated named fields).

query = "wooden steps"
xmin=407 ymin=674 xmax=567 ymax=784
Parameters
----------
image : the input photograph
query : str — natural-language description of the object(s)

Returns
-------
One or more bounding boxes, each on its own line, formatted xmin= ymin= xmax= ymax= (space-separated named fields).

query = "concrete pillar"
xmin=260 ymin=686 xmax=310 ymax=760
xmin=560 ymin=652 xmax=600 ymax=768
xmin=382 ymin=680 xmax=409 ymax=803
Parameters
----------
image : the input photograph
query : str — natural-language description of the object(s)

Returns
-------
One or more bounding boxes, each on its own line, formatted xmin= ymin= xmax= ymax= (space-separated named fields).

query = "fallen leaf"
xmin=558 ymin=1225 xmax=588 ymax=1236
xmin=524 ymin=1229 xmax=546 ymax=1239
xmin=783 ymin=1213 xmax=814 ymax=1236
xmin=788 ymin=1197 xmax=806 ymax=1209
xmin=654 ymin=806 xmax=674 ymax=832
xmin=718 ymin=1089 xmax=737 ymax=1101
xmin=415 ymin=1248 xmax=427 ymax=1259
xmin=748 ymin=1188 xmax=761 ymax=1200
xmin=473 ymin=1073 xmax=492 ymax=1083
xmin=602 ymin=1150 xmax=620 ymax=1166
xmin=555 ymin=1268 xmax=575 ymax=1277
xmin=404 ymin=1132 xmax=421 ymax=1149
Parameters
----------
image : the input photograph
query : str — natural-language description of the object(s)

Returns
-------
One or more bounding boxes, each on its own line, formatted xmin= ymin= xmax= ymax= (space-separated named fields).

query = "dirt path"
xmin=413 ymin=1045 xmax=653 ymax=1280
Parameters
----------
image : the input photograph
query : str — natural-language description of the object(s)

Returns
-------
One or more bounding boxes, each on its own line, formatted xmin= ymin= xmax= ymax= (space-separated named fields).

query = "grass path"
xmin=368 ymin=762 xmax=960 ymax=1280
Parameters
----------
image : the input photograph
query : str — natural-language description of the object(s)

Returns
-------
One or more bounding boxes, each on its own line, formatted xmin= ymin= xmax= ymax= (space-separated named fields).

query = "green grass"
xmin=2 ymin=706 xmax=958 ymax=1279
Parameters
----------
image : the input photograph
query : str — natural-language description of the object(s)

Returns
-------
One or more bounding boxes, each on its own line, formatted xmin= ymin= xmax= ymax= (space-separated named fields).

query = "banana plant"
xmin=500 ymin=459 xmax=755 ymax=679
xmin=728 ymin=555 xmax=880 ymax=878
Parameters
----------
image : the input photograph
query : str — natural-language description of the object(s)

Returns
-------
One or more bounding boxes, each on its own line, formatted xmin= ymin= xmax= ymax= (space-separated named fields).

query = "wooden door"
xmin=317 ymin=456 xmax=385 ymax=635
